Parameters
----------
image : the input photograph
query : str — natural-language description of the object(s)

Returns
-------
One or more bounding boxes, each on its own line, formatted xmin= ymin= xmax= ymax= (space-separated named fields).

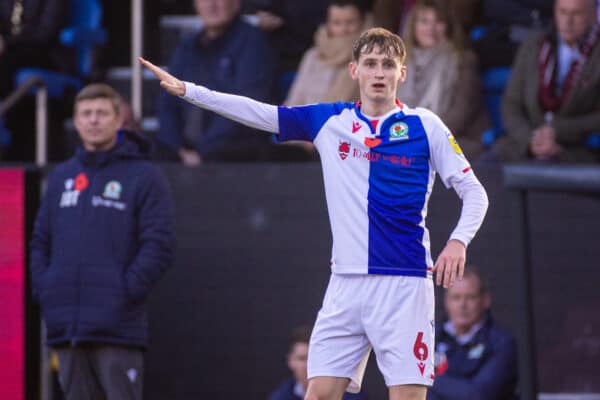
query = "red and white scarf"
xmin=538 ymin=23 xmax=600 ymax=112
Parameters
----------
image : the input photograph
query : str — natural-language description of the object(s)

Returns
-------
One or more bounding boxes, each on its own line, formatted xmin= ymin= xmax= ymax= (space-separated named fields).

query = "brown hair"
xmin=461 ymin=266 xmax=489 ymax=294
xmin=74 ymin=83 xmax=121 ymax=115
xmin=402 ymin=0 xmax=464 ymax=55
xmin=352 ymin=27 xmax=407 ymax=64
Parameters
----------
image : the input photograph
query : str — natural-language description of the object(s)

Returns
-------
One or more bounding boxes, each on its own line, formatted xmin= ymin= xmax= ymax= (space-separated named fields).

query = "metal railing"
xmin=0 ymin=76 xmax=48 ymax=166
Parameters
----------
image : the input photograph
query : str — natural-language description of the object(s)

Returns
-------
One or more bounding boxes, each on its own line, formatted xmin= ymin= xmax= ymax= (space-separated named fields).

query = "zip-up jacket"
xmin=30 ymin=130 xmax=175 ymax=348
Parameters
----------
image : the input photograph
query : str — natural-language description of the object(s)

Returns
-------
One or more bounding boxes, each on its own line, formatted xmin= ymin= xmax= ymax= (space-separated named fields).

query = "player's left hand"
xmin=433 ymin=239 xmax=466 ymax=288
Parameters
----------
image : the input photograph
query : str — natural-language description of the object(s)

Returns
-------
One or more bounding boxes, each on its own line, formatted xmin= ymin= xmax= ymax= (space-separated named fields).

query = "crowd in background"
xmin=0 ymin=0 xmax=598 ymax=164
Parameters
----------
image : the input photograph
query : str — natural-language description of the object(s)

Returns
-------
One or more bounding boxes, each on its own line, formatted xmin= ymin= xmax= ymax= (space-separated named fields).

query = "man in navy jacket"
xmin=427 ymin=268 xmax=517 ymax=400
xmin=158 ymin=0 xmax=277 ymax=166
xmin=30 ymin=83 xmax=175 ymax=400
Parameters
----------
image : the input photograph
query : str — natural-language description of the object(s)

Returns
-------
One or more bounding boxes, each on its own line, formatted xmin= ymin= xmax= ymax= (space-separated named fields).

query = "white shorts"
xmin=307 ymin=273 xmax=435 ymax=393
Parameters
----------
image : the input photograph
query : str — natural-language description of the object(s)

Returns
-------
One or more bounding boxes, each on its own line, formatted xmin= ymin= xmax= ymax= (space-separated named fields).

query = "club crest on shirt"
xmin=446 ymin=132 xmax=464 ymax=155
xmin=468 ymin=343 xmax=485 ymax=359
xmin=389 ymin=122 xmax=409 ymax=141
xmin=338 ymin=141 xmax=350 ymax=160
xmin=103 ymin=180 xmax=122 ymax=200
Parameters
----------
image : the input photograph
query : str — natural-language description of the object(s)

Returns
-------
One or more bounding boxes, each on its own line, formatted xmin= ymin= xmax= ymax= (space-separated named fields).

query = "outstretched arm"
xmin=140 ymin=57 xmax=280 ymax=134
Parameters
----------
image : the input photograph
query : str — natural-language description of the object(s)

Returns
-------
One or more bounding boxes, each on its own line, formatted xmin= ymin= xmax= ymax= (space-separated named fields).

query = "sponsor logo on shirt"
xmin=389 ymin=122 xmax=409 ymax=141
xmin=59 ymin=172 xmax=88 ymax=208
xmin=446 ymin=131 xmax=464 ymax=155
xmin=352 ymin=121 xmax=362 ymax=133
xmin=338 ymin=141 xmax=350 ymax=160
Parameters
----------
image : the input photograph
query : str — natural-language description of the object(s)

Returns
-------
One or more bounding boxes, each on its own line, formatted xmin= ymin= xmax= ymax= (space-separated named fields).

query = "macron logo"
xmin=352 ymin=121 xmax=362 ymax=133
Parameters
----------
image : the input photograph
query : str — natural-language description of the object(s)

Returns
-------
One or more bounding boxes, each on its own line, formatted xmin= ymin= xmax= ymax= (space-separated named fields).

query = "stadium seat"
xmin=481 ymin=67 xmax=511 ymax=147
xmin=14 ymin=0 xmax=107 ymax=97
xmin=587 ymin=132 xmax=600 ymax=149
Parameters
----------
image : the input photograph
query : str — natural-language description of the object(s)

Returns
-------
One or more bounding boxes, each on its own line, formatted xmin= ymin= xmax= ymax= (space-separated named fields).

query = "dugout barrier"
xmin=1 ymin=163 xmax=599 ymax=400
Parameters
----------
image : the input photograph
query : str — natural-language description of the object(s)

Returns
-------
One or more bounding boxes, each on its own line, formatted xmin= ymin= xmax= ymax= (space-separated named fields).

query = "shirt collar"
xmin=443 ymin=319 xmax=486 ymax=345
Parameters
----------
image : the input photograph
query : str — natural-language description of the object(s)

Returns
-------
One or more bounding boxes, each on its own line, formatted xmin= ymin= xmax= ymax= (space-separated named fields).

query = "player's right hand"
xmin=139 ymin=57 xmax=186 ymax=97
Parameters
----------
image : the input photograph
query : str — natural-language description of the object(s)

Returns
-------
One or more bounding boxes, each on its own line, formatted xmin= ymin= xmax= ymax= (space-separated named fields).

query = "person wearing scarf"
xmin=284 ymin=0 xmax=371 ymax=106
xmin=497 ymin=0 xmax=600 ymax=162
xmin=397 ymin=0 xmax=490 ymax=160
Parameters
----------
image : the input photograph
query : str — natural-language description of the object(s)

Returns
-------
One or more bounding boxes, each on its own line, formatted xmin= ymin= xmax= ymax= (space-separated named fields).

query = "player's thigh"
xmin=364 ymin=276 xmax=435 ymax=387
xmin=308 ymin=274 xmax=371 ymax=391
xmin=389 ymin=384 xmax=427 ymax=400
xmin=305 ymin=376 xmax=350 ymax=400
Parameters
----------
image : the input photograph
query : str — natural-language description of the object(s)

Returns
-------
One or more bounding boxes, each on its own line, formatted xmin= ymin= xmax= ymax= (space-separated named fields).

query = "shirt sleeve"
xmin=448 ymin=171 xmax=489 ymax=247
xmin=181 ymin=82 xmax=280 ymax=133
xmin=276 ymin=102 xmax=352 ymax=142
xmin=425 ymin=111 xmax=473 ymax=188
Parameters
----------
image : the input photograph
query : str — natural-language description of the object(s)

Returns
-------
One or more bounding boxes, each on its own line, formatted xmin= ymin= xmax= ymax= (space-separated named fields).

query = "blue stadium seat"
xmin=587 ymin=132 xmax=600 ymax=149
xmin=481 ymin=67 xmax=511 ymax=147
xmin=14 ymin=0 xmax=107 ymax=97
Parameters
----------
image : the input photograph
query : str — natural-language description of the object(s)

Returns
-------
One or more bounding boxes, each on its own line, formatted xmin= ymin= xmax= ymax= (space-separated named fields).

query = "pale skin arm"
xmin=433 ymin=239 xmax=466 ymax=288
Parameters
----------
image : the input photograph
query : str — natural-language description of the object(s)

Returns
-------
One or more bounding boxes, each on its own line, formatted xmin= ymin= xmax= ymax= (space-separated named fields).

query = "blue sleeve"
xmin=276 ymin=102 xmax=352 ymax=143
xmin=29 ymin=172 xmax=55 ymax=303
xmin=428 ymin=335 xmax=518 ymax=400
xmin=125 ymin=165 xmax=176 ymax=301
xmin=158 ymin=43 xmax=187 ymax=151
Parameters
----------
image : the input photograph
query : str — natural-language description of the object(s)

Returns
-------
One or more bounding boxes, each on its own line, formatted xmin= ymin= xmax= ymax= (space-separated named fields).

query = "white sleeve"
xmin=181 ymin=81 xmax=280 ymax=133
xmin=447 ymin=171 xmax=489 ymax=247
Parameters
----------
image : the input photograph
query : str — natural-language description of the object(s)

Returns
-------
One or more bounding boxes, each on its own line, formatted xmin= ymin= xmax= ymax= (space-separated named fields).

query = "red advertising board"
xmin=0 ymin=169 xmax=25 ymax=400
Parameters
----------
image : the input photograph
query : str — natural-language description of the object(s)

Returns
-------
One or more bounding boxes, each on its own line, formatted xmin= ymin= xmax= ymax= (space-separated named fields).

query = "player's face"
xmin=349 ymin=45 xmax=406 ymax=105
xmin=554 ymin=0 xmax=595 ymax=46
xmin=287 ymin=342 xmax=309 ymax=389
xmin=327 ymin=5 xmax=363 ymax=38
xmin=74 ymin=98 xmax=120 ymax=152
xmin=195 ymin=0 xmax=240 ymax=31
xmin=444 ymin=275 xmax=490 ymax=334
xmin=414 ymin=7 xmax=448 ymax=49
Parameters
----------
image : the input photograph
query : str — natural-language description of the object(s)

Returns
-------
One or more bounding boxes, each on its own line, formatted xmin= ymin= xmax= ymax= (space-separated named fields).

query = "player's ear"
xmin=349 ymin=61 xmax=358 ymax=81
xmin=398 ymin=64 xmax=407 ymax=83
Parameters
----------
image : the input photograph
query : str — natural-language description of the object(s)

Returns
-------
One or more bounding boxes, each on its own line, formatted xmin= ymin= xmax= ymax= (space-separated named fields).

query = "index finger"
xmin=139 ymin=57 xmax=168 ymax=80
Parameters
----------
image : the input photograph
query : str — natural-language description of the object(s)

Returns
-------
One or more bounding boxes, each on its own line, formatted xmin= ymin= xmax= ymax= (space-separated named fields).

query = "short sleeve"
xmin=276 ymin=102 xmax=353 ymax=143
xmin=425 ymin=112 xmax=472 ymax=188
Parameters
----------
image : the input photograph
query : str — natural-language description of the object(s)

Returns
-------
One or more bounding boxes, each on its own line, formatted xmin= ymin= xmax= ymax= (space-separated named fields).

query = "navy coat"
xmin=30 ymin=131 xmax=175 ymax=348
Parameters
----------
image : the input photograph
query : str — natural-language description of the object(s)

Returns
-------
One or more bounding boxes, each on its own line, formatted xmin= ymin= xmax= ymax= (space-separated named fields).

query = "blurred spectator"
xmin=372 ymin=0 xmax=481 ymax=38
xmin=268 ymin=325 xmax=368 ymax=400
xmin=427 ymin=267 xmax=517 ymax=400
xmin=494 ymin=0 xmax=600 ymax=163
xmin=30 ymin=83 xmax=175 ymax=400
xmin=158 ymin=0 xmax=276 ymax=166
xmin=474 ymin=0 xmax=553 ymax=68
xmin=397 ymin=0 xmax=490 ymax=160
xmin=0 ymin=0 xmax=72 ymax=97
xmin=284 ymin=0 xmax=370 ymax=106
xmin=241 ymin=1 xmax=337 ymax=73
xmin=0 ymin=0 xmax=73 ymax=161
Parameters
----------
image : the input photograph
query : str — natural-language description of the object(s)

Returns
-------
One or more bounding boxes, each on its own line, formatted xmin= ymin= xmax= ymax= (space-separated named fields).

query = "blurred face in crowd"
xmin=414 ymin=7 xmax=448 ymax=49
xmin=287 ymin=342 xmax=309 ymax=390
xmin=444 ymin=273 xmax=490 ymax=335
xmin=554 ymin=0 xmax=596 ymax=46
xmin=327 ymin=4 xmax=364 ymax=38
xmin=195 ymin=0 xmax=240 ymax=38
xmin=74 ymin=98 xmax=120 ymax=151
xmin=350 ymin=44 xmax=406 ymax=105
